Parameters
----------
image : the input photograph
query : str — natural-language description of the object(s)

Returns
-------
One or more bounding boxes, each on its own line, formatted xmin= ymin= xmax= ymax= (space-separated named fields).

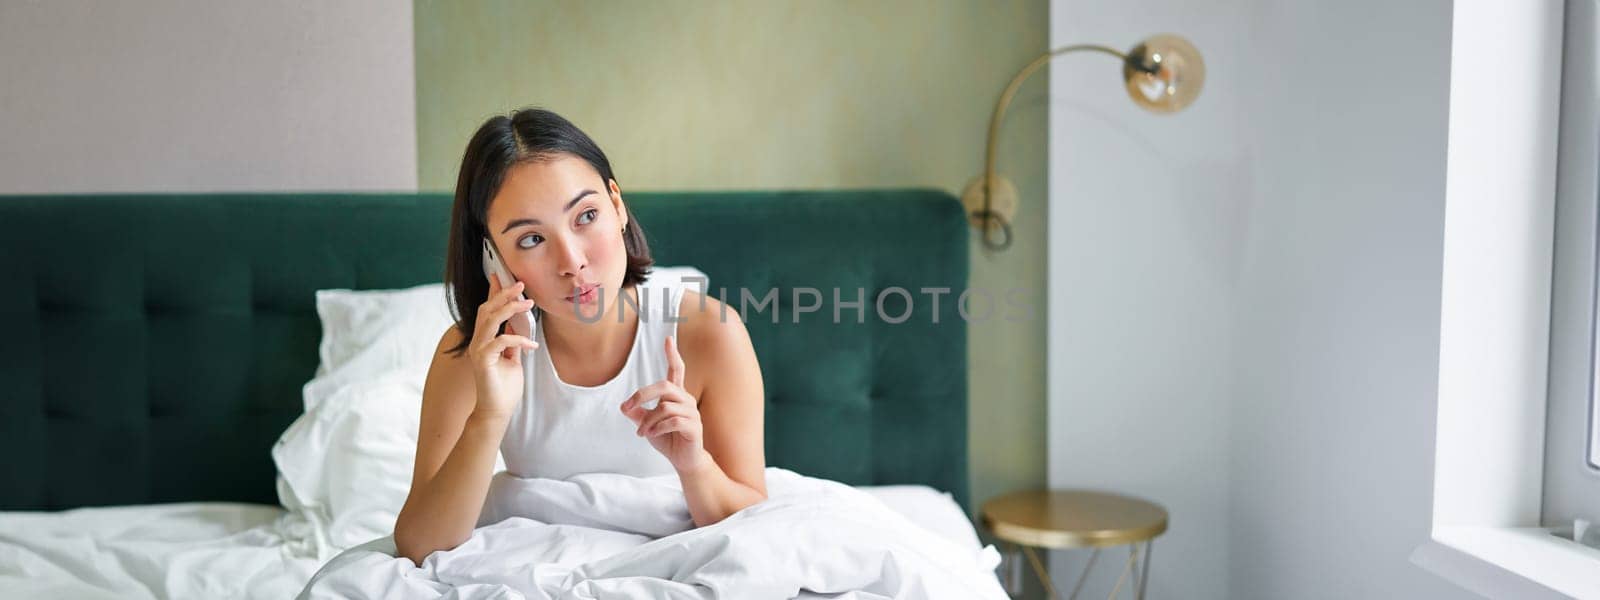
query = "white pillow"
xmin=301 ymin=282 xmax=455 ymax=413
xmin=274 ymin=268 xmax=709 ymax=559
xmin=274 ymin=377 xmax=430 ymax=558
xmin=275 ymin=282 xmax=463 ymax=559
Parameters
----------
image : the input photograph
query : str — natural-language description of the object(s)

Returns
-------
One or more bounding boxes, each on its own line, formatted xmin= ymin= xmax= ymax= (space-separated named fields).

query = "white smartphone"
xmin=481 ymin=237 xmax=535 ymax=339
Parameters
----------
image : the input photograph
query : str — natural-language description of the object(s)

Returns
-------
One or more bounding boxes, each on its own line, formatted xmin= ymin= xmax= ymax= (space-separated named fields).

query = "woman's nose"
xmin=555 ymin=235 xmax=587 ymax=276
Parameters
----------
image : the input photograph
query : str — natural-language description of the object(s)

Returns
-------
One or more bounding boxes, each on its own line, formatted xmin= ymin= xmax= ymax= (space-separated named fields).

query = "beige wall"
xmin=415 ymin=0 xmax=1048 ymax=536
xmin=0 ymin=0 xmax=415 ymax=193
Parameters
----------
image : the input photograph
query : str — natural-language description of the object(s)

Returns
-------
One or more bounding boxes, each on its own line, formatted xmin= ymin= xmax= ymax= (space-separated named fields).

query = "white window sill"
xmin=1411 ymin=526 xmax=1600 ymax=599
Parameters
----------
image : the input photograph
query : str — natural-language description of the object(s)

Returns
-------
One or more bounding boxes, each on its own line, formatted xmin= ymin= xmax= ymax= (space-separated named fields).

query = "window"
xmin=1410 ymin=1 xmax=1600 ymax=596
xmin=1544 ymin=0 xmax=1600 ymax=543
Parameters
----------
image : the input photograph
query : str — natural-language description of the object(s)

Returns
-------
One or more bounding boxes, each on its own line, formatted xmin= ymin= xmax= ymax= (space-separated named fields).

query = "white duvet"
xmin=0 ymin=475 xmax=999 ymax=600
xmin=0 ymin=503 xmax=322 ymax=599
xmin=300 ymin=467 xmax=1006 ymax=600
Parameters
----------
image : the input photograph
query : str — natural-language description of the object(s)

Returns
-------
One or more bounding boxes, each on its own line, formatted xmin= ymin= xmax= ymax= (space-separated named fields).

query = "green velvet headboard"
xmin=0 ymin=189 xmax=969 ymax=513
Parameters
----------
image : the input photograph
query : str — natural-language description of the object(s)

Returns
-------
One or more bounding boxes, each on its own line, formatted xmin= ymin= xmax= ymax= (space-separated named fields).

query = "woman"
xmin=392 ymin=108 xmax=768 ymax=566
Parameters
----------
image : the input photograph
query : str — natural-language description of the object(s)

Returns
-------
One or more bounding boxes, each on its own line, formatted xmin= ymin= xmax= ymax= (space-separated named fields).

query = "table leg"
xmin=1136 ymin=540 xmax=1153 ymax=600
xmin=1066 ymin=547 xmax=1099 ymax=600
xmin=1107 ymin=545 xmax=1139 ymax=599
xmin=1020 ymin=544 xmax=1061 ymax=599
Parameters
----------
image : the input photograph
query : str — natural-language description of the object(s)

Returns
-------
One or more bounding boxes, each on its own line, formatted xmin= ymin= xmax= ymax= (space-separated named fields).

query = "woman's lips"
xmin=567 ymin=284 xmax=598 ymax=304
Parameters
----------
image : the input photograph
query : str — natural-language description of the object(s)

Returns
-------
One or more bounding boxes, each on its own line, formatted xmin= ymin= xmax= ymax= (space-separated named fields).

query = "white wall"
xmin=1226 ymin=0 xmax=1473 ymax=597
xmin=0 ymin=0 xmax=416 ymax=193
xmin=1046 ymin=1 xmax=1249 ymax=598
xmin=1050 ymin=0 xmax=1482 ymax=597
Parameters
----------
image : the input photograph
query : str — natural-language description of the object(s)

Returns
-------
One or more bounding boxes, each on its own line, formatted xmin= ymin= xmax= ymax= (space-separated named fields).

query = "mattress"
xmin=0 ymin=484 xmax=987 ymax=599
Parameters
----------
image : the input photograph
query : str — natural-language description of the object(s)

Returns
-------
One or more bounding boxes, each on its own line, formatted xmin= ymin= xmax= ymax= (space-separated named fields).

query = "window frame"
xmin=1410 ymin=0 xmax=1600 ymax=597
xmin=1546 ymin=0 xmax=1600 ymax=524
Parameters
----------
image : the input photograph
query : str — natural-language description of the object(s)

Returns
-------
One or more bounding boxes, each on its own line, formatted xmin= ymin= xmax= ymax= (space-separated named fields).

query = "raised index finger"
xmin=665 ymin=335 xmax=684 ymax=387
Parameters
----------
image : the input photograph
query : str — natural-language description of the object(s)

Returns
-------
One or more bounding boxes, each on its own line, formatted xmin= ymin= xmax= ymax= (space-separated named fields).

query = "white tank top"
xmin=499 ymin=277 xmax=686 ymax=480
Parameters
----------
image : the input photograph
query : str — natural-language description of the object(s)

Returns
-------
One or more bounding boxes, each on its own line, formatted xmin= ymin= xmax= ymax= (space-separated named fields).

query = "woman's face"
xmin=485 ymin=154 xmax=629 ymax=324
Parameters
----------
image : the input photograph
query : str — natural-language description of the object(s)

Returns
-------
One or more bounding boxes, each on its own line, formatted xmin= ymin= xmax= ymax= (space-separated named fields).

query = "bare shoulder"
xmin=677 ymin=289 xmax=749 ymax=350
xmin=428 ymin=323 xmax=472 ymax=383
xmin=438 ymin=322 xmax=466 ymax=350
xmin=676 ymin=289 xmax=758 ymax=388
xmin=435 ymin=323 xmax=469 ymax=360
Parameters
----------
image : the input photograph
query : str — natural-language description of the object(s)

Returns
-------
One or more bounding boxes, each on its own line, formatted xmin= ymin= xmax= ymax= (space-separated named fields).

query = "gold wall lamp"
xmin=966 ymin=34 xmax=1205 ymax=251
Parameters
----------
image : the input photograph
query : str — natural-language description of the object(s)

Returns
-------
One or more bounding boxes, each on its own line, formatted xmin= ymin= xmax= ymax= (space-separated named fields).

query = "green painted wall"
xmin=414 ymin=0 xmax=1048 ymax=562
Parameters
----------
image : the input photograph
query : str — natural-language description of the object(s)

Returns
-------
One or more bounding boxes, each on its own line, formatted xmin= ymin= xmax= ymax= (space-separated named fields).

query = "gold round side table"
xmin=980 ymin=489 xmax=1168 ymax=600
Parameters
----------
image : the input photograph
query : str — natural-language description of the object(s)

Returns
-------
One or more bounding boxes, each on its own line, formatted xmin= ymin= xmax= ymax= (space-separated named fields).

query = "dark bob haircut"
xmin=442 ymin=107 xmax=654 ymax=358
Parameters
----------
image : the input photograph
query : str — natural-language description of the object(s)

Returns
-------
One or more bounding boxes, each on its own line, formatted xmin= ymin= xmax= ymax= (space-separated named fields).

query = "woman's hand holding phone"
xmin=469 ymin=272 xmax=539 ymax=422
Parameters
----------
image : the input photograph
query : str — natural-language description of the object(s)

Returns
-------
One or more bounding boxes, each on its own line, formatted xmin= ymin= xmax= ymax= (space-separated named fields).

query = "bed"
xmin=0 ymin=189 xmax=995 ymax=598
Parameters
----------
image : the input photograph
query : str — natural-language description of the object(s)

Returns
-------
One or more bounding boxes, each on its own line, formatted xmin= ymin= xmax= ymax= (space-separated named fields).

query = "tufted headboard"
xmin=0 ymin=189 xmax=969 ymax=513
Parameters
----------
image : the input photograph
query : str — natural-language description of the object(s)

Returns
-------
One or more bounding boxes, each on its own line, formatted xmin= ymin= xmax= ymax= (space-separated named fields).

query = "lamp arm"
xmin=979 ymin=43 xmax=1125 ymax=251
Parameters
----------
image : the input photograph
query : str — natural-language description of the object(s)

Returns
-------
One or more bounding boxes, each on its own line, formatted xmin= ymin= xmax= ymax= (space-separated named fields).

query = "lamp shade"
xmin=1123 ymin=34 xmax=1205 ymax=113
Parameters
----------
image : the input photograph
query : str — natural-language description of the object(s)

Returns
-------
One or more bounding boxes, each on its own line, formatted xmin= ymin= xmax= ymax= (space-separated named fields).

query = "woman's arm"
xmin=620 ymin=291 xmax=769 ymax=525
xmin=675 ymin=294 xmax=768 ymax=525
xmin=392 ymin=326 xmax=506 ymax=566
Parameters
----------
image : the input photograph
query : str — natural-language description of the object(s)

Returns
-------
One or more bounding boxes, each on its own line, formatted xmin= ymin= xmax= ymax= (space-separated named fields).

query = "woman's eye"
xmin=577 ymin=208 xmax=598 ymax=225
xmin=517 ymin=234 xmax=543 ymax=249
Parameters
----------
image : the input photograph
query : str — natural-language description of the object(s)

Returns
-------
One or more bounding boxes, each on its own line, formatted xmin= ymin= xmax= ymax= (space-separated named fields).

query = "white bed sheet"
xmin=0 ymin=484 xmax=989 ymax=599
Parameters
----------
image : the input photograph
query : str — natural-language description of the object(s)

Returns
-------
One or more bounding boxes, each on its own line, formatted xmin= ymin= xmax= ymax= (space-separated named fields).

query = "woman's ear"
xmin=609 ymin=179 xmax=628 ymax=230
